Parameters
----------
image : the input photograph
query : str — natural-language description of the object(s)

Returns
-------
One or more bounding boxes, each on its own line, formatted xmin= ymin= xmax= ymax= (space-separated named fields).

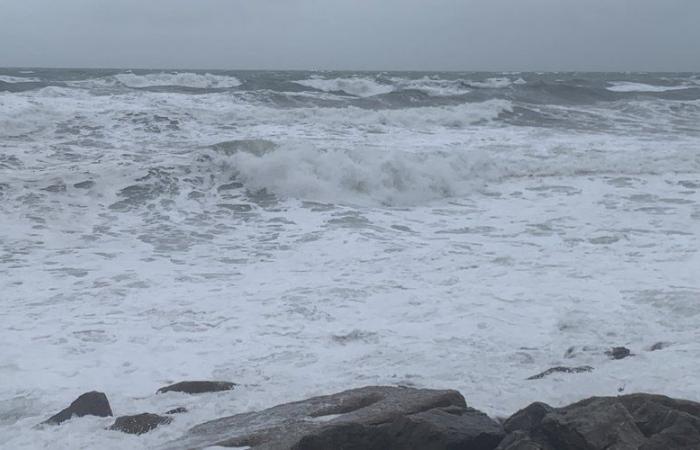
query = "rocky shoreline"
xmin=40 ymin=380 xmax=700 ymax=450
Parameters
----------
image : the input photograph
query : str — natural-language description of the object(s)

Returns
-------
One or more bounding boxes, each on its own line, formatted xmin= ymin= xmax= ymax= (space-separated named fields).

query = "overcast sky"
xmin=1 ymin=0 xmax=698 ymax=71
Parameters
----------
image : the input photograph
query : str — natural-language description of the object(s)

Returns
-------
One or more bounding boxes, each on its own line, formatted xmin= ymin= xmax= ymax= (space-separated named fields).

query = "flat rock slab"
xmin=43 ymin=391 xmax=113 ymax=425
xmin=110 ymin=413 xmax=173 ymax=435
xmin=157 ymin=386 xmax=468 ymax=450
xmin=294 ymin=405 xmax=504 ymax=450
xmin=157 ymin=381 xmax=236 ymax=395
xmin=526 ymin=366 xmax=593 ymax=380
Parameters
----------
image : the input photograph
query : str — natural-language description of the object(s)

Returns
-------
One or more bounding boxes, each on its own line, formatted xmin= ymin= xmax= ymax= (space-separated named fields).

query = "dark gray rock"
xmin=43 ymin=391 xmax=113 ymax=425
xmin=110 ymin=413 xmax=172 ymax=435
xmin=291 ymin=423 xmax=392 ymax=450
xmin=606 ymin=346 xmax=632 ymax=360
xmin=496 ymin=431 xmax=549 ymax=450
xmin=218 ymin=181 xmax=244 ymax=191
xmin=618 ymin=394 xmax=700 ymax=449
xmin=381 ymin=406 xmax=504 ymax=450
xmin=648 ymin=342 xmax=670 ymax=351
xmin=41 ymin=182 xmax=66 ymax=193
xmin=526 ymin=366 xmax=593 ymax=380
xmin=73 ymin=180 xmax=95 ymax=189
xmin=540 ymin=398 xmax=646 ymax=449
xmin=296 ymin=406 xmax=504 ymax=450
xmin=503 ymin=402 xmax=554 ymax=434
xmin=165 ymin=407 xmax=188 ymax=415
xmin=157 ymin=381 xmax=236 ymax=395
xmin=156 ymin=386 xmax=468 ymax=450
xmin=501 ymin=393 xmax=700 ymax=450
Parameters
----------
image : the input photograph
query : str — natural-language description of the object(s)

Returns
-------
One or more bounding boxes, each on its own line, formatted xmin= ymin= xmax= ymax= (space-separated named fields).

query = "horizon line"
xmin=2 ymin=65 xmax=699 ymax=74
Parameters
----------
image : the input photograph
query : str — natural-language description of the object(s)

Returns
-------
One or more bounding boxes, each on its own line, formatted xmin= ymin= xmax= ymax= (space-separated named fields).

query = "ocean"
xmin=1 ymin=69 xmax=699 ymax=448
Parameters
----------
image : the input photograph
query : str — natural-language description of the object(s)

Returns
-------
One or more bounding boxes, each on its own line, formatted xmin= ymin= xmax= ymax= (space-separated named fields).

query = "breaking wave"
xmin=114 ymin=72 xmax=242 ymax=89
xmin=607 ymin=82 xmax=693 ymax=93
xmin=293 ymin=76 xmax=394 ymax=97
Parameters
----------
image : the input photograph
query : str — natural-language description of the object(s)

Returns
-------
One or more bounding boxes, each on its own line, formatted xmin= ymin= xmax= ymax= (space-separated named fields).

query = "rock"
xmin=501 ymin=393 xmax=700 ymax=450
xmin=110 ymin=413 xmax=172 ymax=435
xmin=386 ymin=406 xmax=504 ymax=450
xmin=217 ymin=182 xmax=244 ymax=191
xmin=496 ymin=431 xmax=548 ymax=450
xmin=41 ymin=181 xmax=67 ymax=193
xmin=73 ymin=180 xmax=95 ymax=189
xmin=291 ymin=423 xmax=392 ymax=450
xmin=296 ymin=405 xmax=504 ymax=450
xmin=43 ymin=391 xmax=113 ymax=425
xmin=155 ymin=386 xmax=469 ymax=450
xmin=606 ymin=346 xmax=632 ymax=360
xmin=526 ymin=366 xmax=593 ymax=380
xmin=540 ymin=398 xmax=646 ymax=449
xmin=165 ymin=407 xmax=188 ymax=415
xmin=157 ymin=381 xmax=236 ymax=395
xmin=503 ymin=402 xmax=554 ymax=434
xmin=618 ymin=394 xmax=700 ymax=449
xmin=648 ymin=342 xmax=670 ymax=351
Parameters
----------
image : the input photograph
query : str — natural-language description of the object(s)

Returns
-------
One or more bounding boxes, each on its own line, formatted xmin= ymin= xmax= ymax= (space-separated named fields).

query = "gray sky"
xmin=1 ymin=0 xmax=698 ymax=71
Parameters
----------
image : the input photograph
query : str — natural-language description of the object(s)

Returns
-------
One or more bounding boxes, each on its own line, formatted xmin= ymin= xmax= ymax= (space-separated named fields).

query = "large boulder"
xmin=294 ymin=406 xmax=504 ymax=450
xmin=499 ymin=393 xmax=700 ymax=450
xmin=156 ymin=381 xmax=236 ymax=394
xmin=110 ymin=413 xmax=173 ymax=435
xmin=42 ymin=391 xmax=113 ymax=425
xmin=155 ymin=385 xmax=488 ymax=450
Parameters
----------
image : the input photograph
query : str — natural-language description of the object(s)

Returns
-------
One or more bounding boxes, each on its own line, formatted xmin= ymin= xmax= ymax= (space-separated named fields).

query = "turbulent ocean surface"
xmin=1 ymin=69 xmax=699 ymax=448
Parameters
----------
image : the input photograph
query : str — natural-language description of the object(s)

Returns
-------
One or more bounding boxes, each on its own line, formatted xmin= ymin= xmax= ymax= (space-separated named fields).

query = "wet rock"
xmin=217 ymin=203 xmax=253 ymax=212
xmin=73 ymin=180 xmax=95 ymax=189
xmin=541 ymin=398 xmax=646 ymax=449
xmin=526 ymin=366 xmax=593 ymax=380
xmin=649 ymin=341 xmax=670 ymax=351
xmin=500 ymin=393 xmax=700 ymax=450
xmin=157 ymin=381 xmax=236 ymax=395
xmin=43 ymin=391 xmax=113 ymax=425
xmin=41 ymin=182 xmax=67 ymax=193
xmin=110 ymin=413 xmax=172 ymax=435
xmin=156 ymin=386 xmax=468 ymax=450
xmin=294 ymin=405 xmax=503 ymax=450
xmin=496 ymin=431 xmax=548 ymax=450
xmin=385 ymin=406 xmax=504 ymax=450
xmin=606 ymin=346 xmax=632 ymax=360
xmin=218 ymin=181 xmax=244 ymax=191
xmin=503 ymin=402 xmax=554 ymax=434
xmin=165 ymin=407 xmax=188 ymax=415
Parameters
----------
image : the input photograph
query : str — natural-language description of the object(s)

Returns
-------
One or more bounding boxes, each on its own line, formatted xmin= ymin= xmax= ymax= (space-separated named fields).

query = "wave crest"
xmin=293 ymin=76 xmax=394 ymax=97
xmin=114 ymin=72 xmax=242 ymax=89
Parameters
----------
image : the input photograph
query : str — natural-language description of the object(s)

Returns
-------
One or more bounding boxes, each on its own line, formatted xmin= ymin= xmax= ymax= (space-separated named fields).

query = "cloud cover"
xmin=1 ymin=0 xmax=698 ymax=71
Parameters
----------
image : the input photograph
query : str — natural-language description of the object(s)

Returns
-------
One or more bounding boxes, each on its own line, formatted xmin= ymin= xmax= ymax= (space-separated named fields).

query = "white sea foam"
xmin=469 ymin=77 xmax=515 ymax=88
xmin=1 ymin=71 xmax=700 ymax=450
xmin=390 ymin=76 xmax=471 ymax=96
xmin=293 ymin=76 xmax=394 ymax=97
xmin=115 ymin=72 xmax=242 ymax=89
xmin=607 ymin=81 xmax=690 ymax=92
xmin=0 ymin=75 xmax=41 ymax=83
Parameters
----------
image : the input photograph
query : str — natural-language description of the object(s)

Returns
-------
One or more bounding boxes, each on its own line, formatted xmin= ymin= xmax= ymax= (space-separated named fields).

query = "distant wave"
xmin=293 ymin=76 xmax=394 ymax=97
xmin=389 ymin=76 xmax=471 ymax=96
xmin=0 ymin=75 xmax=41 ymax=83
xmin=606 ymin=81 xmax=691 ymax=93
xmin=114 ymin=72 xmax=242 ymax=89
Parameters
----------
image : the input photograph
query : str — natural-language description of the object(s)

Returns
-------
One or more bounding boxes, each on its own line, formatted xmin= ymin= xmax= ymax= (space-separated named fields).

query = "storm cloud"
xmin=1 ymin=0 xmax=698 ymax=70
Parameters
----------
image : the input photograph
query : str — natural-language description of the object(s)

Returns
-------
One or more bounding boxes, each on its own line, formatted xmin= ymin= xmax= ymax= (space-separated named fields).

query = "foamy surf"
xmin=1 ymin=69 xmax=699 ymax=450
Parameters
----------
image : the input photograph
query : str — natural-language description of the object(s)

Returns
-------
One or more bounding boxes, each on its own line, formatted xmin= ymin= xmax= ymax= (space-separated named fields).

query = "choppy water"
xmin=1 ymin=69 xmax=700 ymax=449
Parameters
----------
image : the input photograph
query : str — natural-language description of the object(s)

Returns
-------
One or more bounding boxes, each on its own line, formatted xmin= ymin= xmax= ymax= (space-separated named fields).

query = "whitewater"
xmin=1 ymin=69 xmax=699 ymax=449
